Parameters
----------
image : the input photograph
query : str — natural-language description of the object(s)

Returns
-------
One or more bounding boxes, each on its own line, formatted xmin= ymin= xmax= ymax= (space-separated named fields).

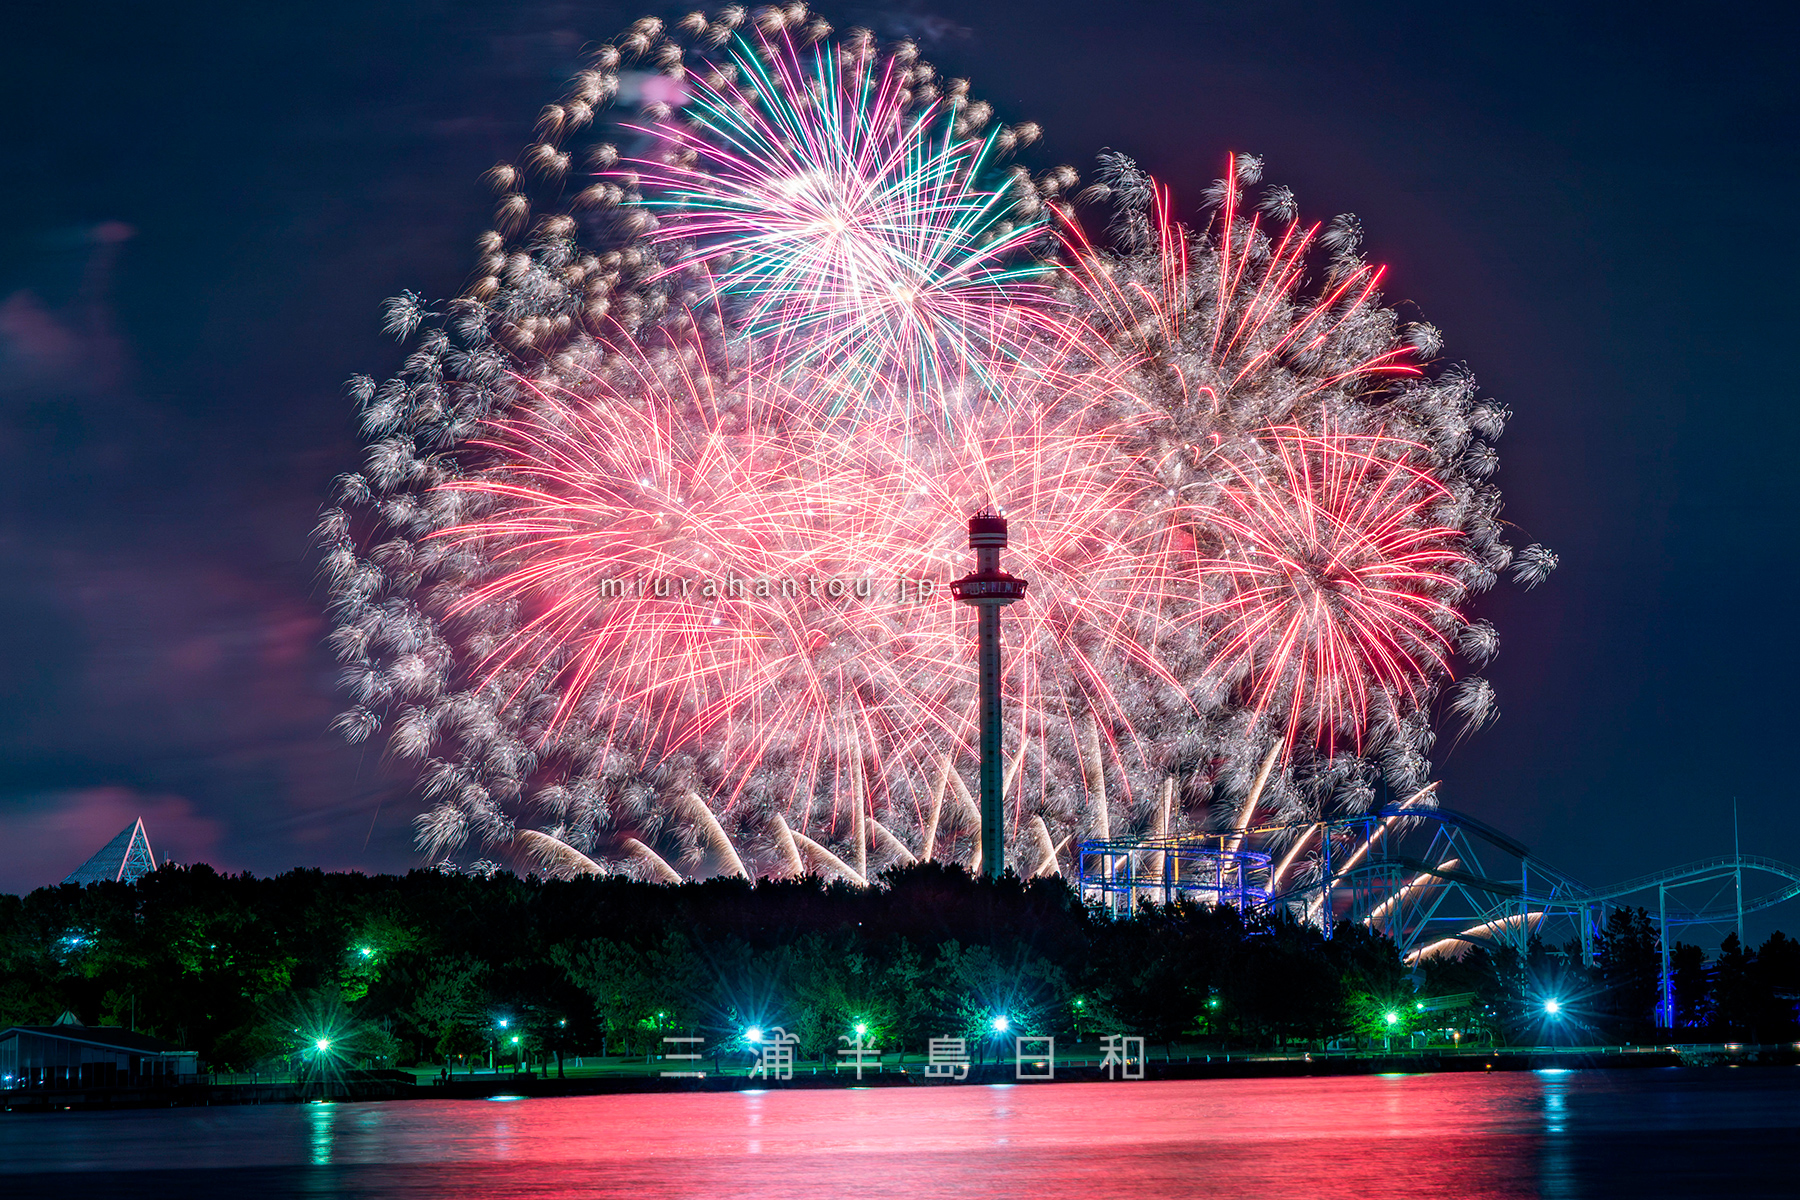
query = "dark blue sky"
xmin=1 ymin=2 xmax=1794 ymax=930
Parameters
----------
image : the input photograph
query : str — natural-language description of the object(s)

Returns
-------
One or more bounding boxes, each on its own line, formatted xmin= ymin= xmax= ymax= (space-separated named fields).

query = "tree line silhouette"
xmin=2 ymin=863 xmax=1795 ymax=1070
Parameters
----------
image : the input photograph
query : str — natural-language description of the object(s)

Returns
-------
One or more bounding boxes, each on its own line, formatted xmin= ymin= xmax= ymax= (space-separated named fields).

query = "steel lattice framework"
xmin=1076 ymin=838 xmax=1272 ymax=919
xmin=61 ymin=820 xmax=157 ymax=887
xmin=1088 ymin=807 xmax=1800 ymax=1029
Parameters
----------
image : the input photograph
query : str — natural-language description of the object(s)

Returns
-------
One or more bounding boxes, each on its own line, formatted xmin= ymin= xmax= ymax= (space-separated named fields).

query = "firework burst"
xmin=1181 ymin=426 xmax=1468 ymax=754
xmin=629 ymin=27 xmax=1062 ymax=419
xmin=321 ymin=5 xmax=1551 ymax=882
xmin=405 ymin=328 xmax=1191 ymax=876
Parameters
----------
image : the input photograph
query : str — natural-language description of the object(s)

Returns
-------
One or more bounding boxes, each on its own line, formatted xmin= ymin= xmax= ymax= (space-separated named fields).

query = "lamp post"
xmin=951 ymin=511 xmax=1029 ymax=879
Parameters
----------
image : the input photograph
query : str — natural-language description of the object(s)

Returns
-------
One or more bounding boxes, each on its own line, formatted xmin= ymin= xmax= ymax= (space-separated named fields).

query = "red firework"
xmin=422 ymin=333 xmax=1173 ymax=855
xmin=1058 ymin=155 xmax=1424 ymax=412
xmin=1184 ymin=426 xmax=1469 ymax=752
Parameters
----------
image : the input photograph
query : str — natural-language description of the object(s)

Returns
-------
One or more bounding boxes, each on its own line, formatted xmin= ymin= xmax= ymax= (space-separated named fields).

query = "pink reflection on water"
xmin=5 ymin=1071 xmax=1797 ymax=1197
xmin=387 ymin=1077 xmax=1544 ymax=1197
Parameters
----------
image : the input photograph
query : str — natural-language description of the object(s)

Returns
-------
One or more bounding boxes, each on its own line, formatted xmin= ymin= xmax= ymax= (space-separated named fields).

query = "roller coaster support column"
xmin=1320 ymin=828 xmax=1333 ymax=938
xmin=1521 ymin=860 xmax=1531 ymax=953
xmin=1658 ymin=884 xmax=1672 ymax=1028
xmin=1735 ymin=801 xmax=1746 ymax=946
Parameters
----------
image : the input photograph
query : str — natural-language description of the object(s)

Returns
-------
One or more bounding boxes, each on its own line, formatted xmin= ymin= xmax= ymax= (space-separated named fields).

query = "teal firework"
xmin=628 ymin=30 xmax=1065 ymax=420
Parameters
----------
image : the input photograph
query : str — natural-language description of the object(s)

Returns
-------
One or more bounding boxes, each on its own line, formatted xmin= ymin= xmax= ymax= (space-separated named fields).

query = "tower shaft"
xmin=978 ymin=602 xmax=1003 ymax=878
xmin=951 ymin=513 xmax=1028 ymax=881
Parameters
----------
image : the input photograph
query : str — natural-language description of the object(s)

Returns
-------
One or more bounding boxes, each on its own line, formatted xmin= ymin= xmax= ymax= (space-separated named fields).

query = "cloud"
xmin=844 ymin=4 xmax=973 ymax=45
xmin=0 ymin=787 xmax=223 ymax=894
xmin=0 ymin=221 xmax=133 ymax=400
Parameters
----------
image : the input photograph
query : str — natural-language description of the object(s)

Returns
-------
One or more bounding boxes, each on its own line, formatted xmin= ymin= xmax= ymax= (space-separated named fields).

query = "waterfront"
xmin=2 ymin=1068 xmax=1796 ymax=1198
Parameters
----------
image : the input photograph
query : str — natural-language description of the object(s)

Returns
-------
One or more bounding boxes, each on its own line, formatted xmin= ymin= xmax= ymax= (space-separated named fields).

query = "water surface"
xmin=3 ymin=1068 xmax=1796 ymax=1197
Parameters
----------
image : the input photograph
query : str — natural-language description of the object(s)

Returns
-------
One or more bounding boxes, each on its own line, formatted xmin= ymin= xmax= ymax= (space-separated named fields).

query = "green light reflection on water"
xmin=307 ymin=1100 xmax=334 ymax=1166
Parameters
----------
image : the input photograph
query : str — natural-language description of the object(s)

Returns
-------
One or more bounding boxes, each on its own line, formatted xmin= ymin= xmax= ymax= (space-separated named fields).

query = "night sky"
xmin=2 ymin=2 xmax=1795 ymax=931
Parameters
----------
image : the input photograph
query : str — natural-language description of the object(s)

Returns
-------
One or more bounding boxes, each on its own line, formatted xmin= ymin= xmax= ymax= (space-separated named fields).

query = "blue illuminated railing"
xmin=1076 ymin=837 xmax=1272 ymax=918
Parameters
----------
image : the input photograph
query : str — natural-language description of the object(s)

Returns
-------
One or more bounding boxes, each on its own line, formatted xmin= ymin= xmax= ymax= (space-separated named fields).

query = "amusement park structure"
xmin=950 ymin=512 xmax=1029 ymax=882
xmin=1077 ymin=809 xmax=1800 ymax=1029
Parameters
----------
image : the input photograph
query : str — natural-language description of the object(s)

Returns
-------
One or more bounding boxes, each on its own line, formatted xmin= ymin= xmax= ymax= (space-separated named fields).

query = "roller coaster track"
xmin=1579 ymin=854 xmax=1800 ymax=920
xmin=1083 ymin=805 xmax=1800 ymax=1026
xmin=1094 ymin=805 xmax=1800 ymax=978
xmin=1265 ymin=808 xmax=1800 ymax=1027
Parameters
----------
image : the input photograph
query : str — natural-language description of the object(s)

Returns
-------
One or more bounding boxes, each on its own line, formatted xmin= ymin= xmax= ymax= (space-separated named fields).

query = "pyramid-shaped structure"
xmin=63 ymin=819 xmax=157 ymax=885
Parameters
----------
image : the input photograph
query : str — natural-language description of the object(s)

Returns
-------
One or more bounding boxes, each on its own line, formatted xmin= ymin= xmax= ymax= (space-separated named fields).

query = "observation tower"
xmin=950 ymin=512 xmax=1029 ymax=879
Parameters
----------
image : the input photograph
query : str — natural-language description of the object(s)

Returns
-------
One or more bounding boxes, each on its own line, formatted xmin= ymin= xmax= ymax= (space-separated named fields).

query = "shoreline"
xmin=6 ymin=1044 xmax=1796 ymax=1112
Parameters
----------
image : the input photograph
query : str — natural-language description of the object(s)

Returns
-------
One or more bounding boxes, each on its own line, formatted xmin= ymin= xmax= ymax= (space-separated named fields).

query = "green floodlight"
xmin=1544 ymin=998 xmax=1562 ymax=1016
xmin=854 ymin=1022 xmax=868 ymax=1037
xmin=1385 ymin=1011 xmax=1399 ymax=1026
xmin=498 ymin=1018 xmax=509 ymax=1029
xmin=359 ymin=947 xmax=373 ymax=958
xmin=1207 ymin=997 xmax=1219 ymax=1009
xmin=315 ymin=1038 xmax=331 ymax=1053
xmin=746 ymin=1026 xmax=763 ymax=1043
xmin=991 ymin=1015 xmax=1010 ymax=1034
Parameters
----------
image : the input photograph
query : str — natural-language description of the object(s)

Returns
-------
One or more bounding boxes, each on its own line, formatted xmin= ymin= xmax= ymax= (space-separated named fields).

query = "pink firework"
xmin=324 ymin=9 xmax=1546 ymax=879
xmin=1059 ymin=152 xmax=1423 ymax=423
xmin=1183 ymin=426 xmax=1469 ymax=753
xmin=419 ymin=332 xmax=1178 ymax=870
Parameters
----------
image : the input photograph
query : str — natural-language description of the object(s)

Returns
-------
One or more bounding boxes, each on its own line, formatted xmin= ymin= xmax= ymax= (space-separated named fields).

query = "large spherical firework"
xmin=1179 ymin=425 xmax=1468 ymax=755
xmin=398 ymin=330 xmax=1180 ymax=878
xmin=320 ymin=5 xmax=1549 ymax=881
xmin=626 ymin=30 xmax=1062 ymax=417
